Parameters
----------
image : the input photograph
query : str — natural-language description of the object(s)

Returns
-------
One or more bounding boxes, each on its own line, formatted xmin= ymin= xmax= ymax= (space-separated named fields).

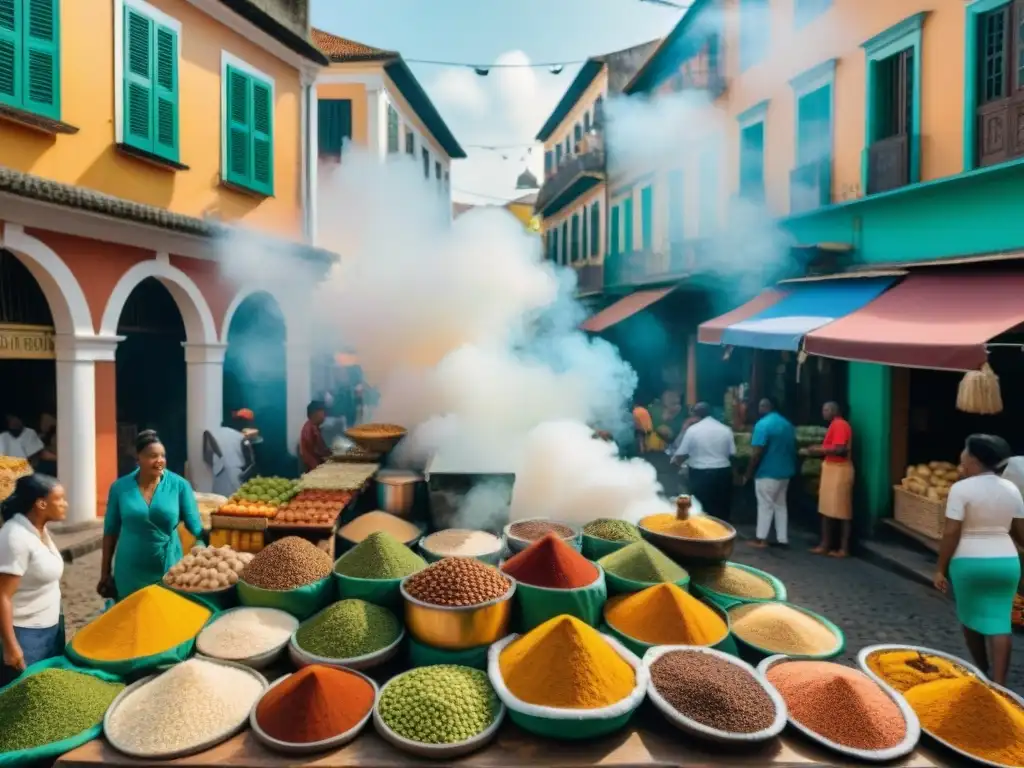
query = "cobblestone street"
xmin=61 ymin=550 xmax=104 ymax=642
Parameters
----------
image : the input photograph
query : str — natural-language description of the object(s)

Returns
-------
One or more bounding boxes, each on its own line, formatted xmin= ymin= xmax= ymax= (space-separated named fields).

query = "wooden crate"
xmin=893 ymin=485 xmax=946 ymax=540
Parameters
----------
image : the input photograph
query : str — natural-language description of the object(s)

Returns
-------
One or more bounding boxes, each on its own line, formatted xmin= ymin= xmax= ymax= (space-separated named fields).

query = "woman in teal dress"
xmin=97 ymin=430 xmax=204 ymax=601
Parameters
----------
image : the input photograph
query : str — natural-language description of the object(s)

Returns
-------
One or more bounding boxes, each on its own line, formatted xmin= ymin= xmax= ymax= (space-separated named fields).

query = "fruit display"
xmin=299 ymin=462 xmax=377 ymax=491
xmin=901 ymin=461 xmax=957 ymax=503
xmin=0 ymin=456 xmax=32 ymax=504
xmin=795 ymin=425 xmax=827 ymax=447
xmin=218 ymin=476 xmax=298 ymax=517
xmin=272 ymin=490 xmax=354 ymax=526
xmin=208 ymin=529 xmax=266 ymax=553
xmin=162 ymin=545 xmax=254 ymax=592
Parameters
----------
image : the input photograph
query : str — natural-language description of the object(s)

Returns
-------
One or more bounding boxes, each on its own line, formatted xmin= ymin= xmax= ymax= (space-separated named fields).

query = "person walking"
xmin=671 ymin=402 xmax=735 ymax=520
xmin=203 ymin=409 xmax=257 ymax=498
xmin=803 ymin=401 xmax=855 ymax=557
xmin=743 ymin=398 xmax=797 ymax=548
xmin=934 ymin=434 xmax=1024 ymax=687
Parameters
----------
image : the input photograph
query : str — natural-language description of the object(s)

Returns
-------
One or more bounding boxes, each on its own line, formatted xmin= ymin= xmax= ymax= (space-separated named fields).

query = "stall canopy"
xmin=580 ymin=287 xmax=673 ymax=333
xmin=699 ymin=277 xmax=897 ymax=351
xmin=697 ymin=288 xmax=787 ymax=344
xmin=805 ymin=271 xmax=1024 ymax=370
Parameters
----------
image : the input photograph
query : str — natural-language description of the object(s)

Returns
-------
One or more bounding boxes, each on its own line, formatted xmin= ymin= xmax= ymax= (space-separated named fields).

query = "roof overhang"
xmin=383 ymin=59 xmax=466 ymax=159
xmin=535 ymin=60 xmax=604 ymax=142
xmin=212 ymin=0 xmax=329 ymax=66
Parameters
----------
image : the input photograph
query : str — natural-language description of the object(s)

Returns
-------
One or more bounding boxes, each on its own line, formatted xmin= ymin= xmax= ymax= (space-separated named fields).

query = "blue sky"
xmin=311 ymin=0 xmax=680 ymax=204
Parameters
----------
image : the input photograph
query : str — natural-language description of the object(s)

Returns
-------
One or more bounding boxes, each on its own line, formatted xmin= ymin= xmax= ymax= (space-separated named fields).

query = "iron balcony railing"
xmin=604 ymin=240 xmax=710 ymax=288
xmin=866 ymin=133 xmax=909 ymax=195
xmin=536 ymin=132 xmax=606 ymax=216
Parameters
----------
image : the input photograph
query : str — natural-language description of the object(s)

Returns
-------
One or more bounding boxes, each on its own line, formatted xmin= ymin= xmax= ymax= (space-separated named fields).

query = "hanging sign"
xmin=0 ymin=324 xmax=55 ymax=360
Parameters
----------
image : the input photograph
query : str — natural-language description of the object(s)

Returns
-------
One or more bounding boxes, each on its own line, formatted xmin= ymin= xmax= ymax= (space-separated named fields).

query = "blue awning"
xmin=719 ymin=277 xmax=898 ymax=351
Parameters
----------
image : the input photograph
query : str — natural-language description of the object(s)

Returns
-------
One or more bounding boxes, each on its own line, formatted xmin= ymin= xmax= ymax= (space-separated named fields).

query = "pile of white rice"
xmin=196 ymin=608 xmax=298 ymax=660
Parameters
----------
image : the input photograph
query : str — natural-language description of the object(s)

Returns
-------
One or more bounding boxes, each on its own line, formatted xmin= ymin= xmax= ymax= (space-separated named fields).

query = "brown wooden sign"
xmin=0 ymin=324 xmax=55 ymax=360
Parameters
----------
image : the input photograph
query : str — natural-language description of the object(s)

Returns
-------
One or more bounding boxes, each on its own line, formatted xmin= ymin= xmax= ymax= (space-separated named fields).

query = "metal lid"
xmin=376 ymin=469 xmax=423 ymax=485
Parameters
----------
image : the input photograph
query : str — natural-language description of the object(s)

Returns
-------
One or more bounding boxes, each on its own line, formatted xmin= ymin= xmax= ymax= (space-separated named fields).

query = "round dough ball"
xmin=227 ymin=571 xmax=239 ymax=585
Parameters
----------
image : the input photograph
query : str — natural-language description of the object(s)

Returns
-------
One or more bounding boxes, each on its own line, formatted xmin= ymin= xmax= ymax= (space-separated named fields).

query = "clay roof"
xmin=311 ymin=29 xmax=397 ymax=63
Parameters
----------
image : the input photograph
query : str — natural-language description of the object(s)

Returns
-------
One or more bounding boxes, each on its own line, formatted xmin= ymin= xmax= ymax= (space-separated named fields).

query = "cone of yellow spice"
xmin=498 ymin=615 xmax=636 ymax=709
xmin=605 ymin=583 xmax=727 ymax=646
xmin=640 ymin=513 xmax=730 ymax=539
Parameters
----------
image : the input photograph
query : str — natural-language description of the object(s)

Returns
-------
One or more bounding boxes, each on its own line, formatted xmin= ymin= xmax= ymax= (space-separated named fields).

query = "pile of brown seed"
xmin=650 ymin=650 xmax=775 ymax=734
xmin=240 ymin=536 xmax=332 ymax=590
xmin=509 ymin=520 xmax=574 ymax=541
xmin=403 ymin=557 xmax=510 ymax=606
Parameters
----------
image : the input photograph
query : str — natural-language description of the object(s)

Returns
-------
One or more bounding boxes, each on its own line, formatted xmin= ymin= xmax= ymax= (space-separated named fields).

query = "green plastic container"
xmin=728 ymin=601 xmax=845 ymax=665
xmin=407 ymin=636 xmax=491 ymax=670
xmin=510 ymin=567 xmax=608 ymax=632
xmin=237 ymin=575 xmax=334 ymax=620
xmin=603 ymin=570 xmax=690 ymax=596
xmin=333 ymin=571 xmax=403 ymax=609
xmin=601 ymin=599 xmax=738 ymax=658
xmin=580 ymin=533 xmax=632 ymax=561
xmin=689 ymin=562 xmax=786 ymax=610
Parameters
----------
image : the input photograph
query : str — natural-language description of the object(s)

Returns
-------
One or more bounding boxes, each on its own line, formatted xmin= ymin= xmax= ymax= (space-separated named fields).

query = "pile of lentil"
xmin=0 ymin=669 xmax=124 ymax=752
xmin=339 ymin=511 xmax=420 ymax=543
xmin=333 ymin=531 xmax=426 ymax=579
xmin=728 ymin=602 xmax=838 ymax=656
xmin=865 ymin=649 xmax=966 ymax=693
xmin=640 ymin=513 xmax=730 ymax=539
xmin=403 ymin=557 xmax=510 ymax=606
xmin=240 ymin=536 xmax=332 ymax=590
xmin=508 ymin=519 xmax=575 ymax=542
xmin=582 ymin=519 xmax=641 ymax=542
xmin=650 ymin=650 xmax=775 ymax=734
xmin=766 ymin=661 xmax=906 ymax=751
xmin=501 ymin=532 xmax=598 ymax=589
xmin=691 ymin=563 xmax=777 ymax=600
xmin=605 ymin=583 xmax=727 ymax=646
xmin=378 ymin=665 xmax=499 ymax=745
xmin=421 ymin=529 xmax=502 ymax=558
xmin=598 ymin=541 xmax=688 ymax=584
xmin=105 ymin=658 xmax=263 ymax=756
xmin=196 ymin=607 xmax=298 ymax=661
xmin=255 ymin=665 xmax=375 ymax=744
xmin=295 ymin=599 xmax=401 ymax=659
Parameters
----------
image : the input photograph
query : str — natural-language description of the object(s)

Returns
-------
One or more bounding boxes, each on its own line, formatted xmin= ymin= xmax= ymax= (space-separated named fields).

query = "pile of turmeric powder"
xmin=605 ymin=583 xmax=727 ymax=646
xmin=640 ymin=514 xmax=729 ymax=539
xmin=864 ymin=650 xmax=966 ymax=693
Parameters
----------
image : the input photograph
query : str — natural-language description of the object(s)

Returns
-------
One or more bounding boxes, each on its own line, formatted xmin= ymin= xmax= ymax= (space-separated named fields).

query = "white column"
xmin=52 ymin=334 xmax=121 ymax=530
xmin=183 ymin=342 xmax=226 ymax=492
xmin=286 ymin=341 xmax=313 ymax=455
xmin=366 ymin=88 xmax=385 ymax=160
xmin=307 ymin=81 xmax=319 ymax=244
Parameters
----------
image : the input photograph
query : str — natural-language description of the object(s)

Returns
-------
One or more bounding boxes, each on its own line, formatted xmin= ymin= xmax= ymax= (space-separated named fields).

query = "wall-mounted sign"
xmin=0 ymin=324 xmax=55 ymax=360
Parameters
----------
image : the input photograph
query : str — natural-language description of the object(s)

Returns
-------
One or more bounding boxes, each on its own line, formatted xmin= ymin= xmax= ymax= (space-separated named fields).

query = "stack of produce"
xmin=508 ymin=519 xmax=575 ymax=543
xmin=734 ymin=432 xmax=753 ymax=460
xmin=196 ymin=608 xmax=298 ymax=661
xmin=498 ymin=616 xmax=635 ymax=709
xmin=300 ymin=463 xmax=378 ymax=491
xmin=900 ymin=462 xmax=957 ymax=503
xmin=864 ymin=649 xmax=966 ymax=693
xmin=728 ymin=603 xmax=839 ymax=656
xmin=339 ymin=511 xmax=420 ymax=544
xmin=162 ymin=545 xmax=253 ymax=592
xmin=605 ymin=584 xmax=727 ymax=646
xmin=404 ymin=557 xmax=511 ymax=607
xmin=193 ymin=494 xmax=226 ymax=528
xmin=640 ymin=513 xmax=730 ymax=539
xmin=273 ymin=489 xmax=353 ymax=526
xmin=334 ymin=531 xmax=426 ymax=579
xmin=330 ymin=444 xmax=382 ymax=463
xmin=582 ymin=519 xmax=641 ymax=543
xmin=421 ymin=529 xmax=503 ymax=560
xmin=0 ymin=455 xmax=31 ymax=504
xmin=691 ymin=564 xmax=777 ymax=601
xmin=240 ymin=536 xmax=333 ymax=591
xmin=219 ymin=477 xmax=298 ymax=517
xmin=502 ymin=533 xmax=598 ymax=589
xmin=0 ymin=668 xmax=124 ymax=753
xmin=208 ymin=529 xmax=265 ymax=554
xmin=598 ymin=541 xmax=689 ymax=584
xmin=795 ymin=425 xmax=827 ymax=447
xmin=105 ymin=658 xmax=263 ymax=757
xmin=378 ymin=666 xmax=500 ymax=745
xmin=294 ymin=599 xmax=402 ymax=660
xmin=650 ymin=650 xmax=775 ymax=734
xmin=766 ymin=661 xmax=906 ymax=751
xmin=255 ymin=665 xmax=375 ymax=744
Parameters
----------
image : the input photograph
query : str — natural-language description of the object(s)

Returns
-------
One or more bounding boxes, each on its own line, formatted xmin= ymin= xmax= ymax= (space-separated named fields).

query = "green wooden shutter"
xmin=23 ymin=0 xmax=58 ymax=118
xmin=225 ymin=65 xmax=250 ymax=186
xmin=318 ymin=99 xmax=350 ymax=156
xmin=640 ymin=186 xmax=653 ymax=249
xmin=623 ymin=197 xmax=634 ymax=252
xmin=590 ymin=203 xmax=599 ymax=256
xmin=581 ymin=208 xmax=588 ymax=259
xmin=609 ymin=205 xmax=620 ymax=256
xmin=152 ymin=23 xmax=178 ymax=160
xmin=250 ymin=78 xmax=273 ymax=194
xmin=0 ymin=0 xmax=20 ymax=106
xmin=123 ymin=7 xmax=153 ymax=151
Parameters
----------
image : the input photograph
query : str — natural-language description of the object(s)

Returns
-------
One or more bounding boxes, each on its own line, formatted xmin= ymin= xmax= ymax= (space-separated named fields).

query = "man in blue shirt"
xmin=743 ymin=397 xmax=797 ymax=548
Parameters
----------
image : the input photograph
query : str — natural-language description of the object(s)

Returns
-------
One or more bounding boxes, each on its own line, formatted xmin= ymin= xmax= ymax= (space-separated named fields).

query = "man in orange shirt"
xmin=802 ymin=401 xmax=854 ymax=557
xmin=298 ymin=401 xmax=330 ymax=473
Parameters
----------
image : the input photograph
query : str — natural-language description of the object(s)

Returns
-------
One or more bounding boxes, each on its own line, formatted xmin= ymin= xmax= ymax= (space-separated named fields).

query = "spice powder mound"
xmin=255 ymin=665 xmax=375 ymax=744
xmin=501 ymin=532 xmax=598 ymax=589
xmin=240 ymin=536 xmax=332 ymax=590
xmin=403 ymin=557 xmax=510 ymax=606
xmin=605 ymin=583 xmax=727 ymax=646
xmin=295 ymin=599 xmax=401 ymax=659
xmin=640 ymin=513 xmax=729 ymax=539
xmin=728 ymin=602 xmax=838 ymax=656
xmin=508 ymin=519 xmax=574 ymax=541
xmin=650 ymin=651 xmax=775 ymax=734
xmin=865 ymin=650 xmax=966 ymax=693
xmin=582 ymin=519 xmax=641 ymax=542
xmin=422 ymin=529 xmax=502 ymax=558
xmin=598 ymin=541 xmax=688 ymax=584
xmin=766 ymin=661 xmax=906 ymax=751
xmin=333 ymin=531 xmax=426 ymax=579
xmin=691 ymin=564 xmax=776 ymax=600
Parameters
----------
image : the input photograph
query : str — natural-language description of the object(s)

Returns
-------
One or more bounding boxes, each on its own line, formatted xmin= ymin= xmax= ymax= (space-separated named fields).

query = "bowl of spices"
xmin=645 ymin=646 xmax=786 ymax=743
xmin=401 ymin=557 xmax=515 ymax=650
xmin=195 ymin=607 xmax=299 ymax=669
xmin=690 ymin=562 xmax=786 ymax=609
xmin=639 ymin=501 xmax=736 ymax=565
xmin=603 ymin=583 xmax=733 ymax=657
xmin=504 ymin=518 xmax=581 ymax=554
xmin=290 ymin=599 xmax=404 ymax=671
xmin=489 ymin=615 xmax=648 ymax=740
xmin=338 ymin=511 xmax=423 ymax=551
xmin=581 ymin=519 xmax=642 ymax=560
xmin=104 ymin=658 xmax=267 ymax=760
xmin=597 ymin=540 xmax=691 ymax=595
xmin=374 ymin=664 xmax=505 ymax=758
xmin=760 ymin=656 xmax=920 ymax=763
xmin=333 ymin=531 xmax=427 ymax=608
xmin=728 ymin=601 xmax=844 ymax=663
xmin=251 ymin=665 xmax=378 ymax=755
xmin=858 ymin=644 xmax=1024 ymax=768
xmin=237 ymin=537 xmax=335 ymax=620
xmin=420 ymin=529 xmax=503 ymax=565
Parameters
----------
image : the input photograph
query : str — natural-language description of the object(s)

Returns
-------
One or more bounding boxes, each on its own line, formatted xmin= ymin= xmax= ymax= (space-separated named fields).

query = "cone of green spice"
xmin=583 ymin=518 xmax=642 ymax=542
xmin=598 ymin=541 xmax=688 ymax=582
xmin=334 ymin=531 xmax=427 ymax=579
xmin=295 ymin=599 xmax=401 ymax=659
xmin=0 ymin=668 xmax=124 ymax=752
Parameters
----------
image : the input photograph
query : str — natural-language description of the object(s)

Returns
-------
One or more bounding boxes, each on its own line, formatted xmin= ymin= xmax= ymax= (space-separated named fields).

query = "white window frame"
xmin=113 ymin=0 xmax=183 ymax=145
xmin=219 ymin=50 xmax=276 ymax=185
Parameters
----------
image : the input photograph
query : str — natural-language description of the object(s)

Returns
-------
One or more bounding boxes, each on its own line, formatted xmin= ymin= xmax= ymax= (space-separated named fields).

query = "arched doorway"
xmin=115 ymin=278 xmax=188 ymax=475
xmin=223 ymin=292 xmax=288 ymax=475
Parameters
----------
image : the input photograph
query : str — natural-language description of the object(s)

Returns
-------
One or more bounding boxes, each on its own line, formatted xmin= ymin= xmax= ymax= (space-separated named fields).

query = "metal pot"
xmin=376 ymin=469 xmax=422 ymax=518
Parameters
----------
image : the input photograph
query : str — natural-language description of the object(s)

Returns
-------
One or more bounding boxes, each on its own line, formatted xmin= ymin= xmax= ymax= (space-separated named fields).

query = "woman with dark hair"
xmin=935 ymin=434 xmax=1024 ymax=685
xmin=97 ymin=430 xmax=204 ymax=601
xmin=0 ymin=474 xmax=67 ymax=684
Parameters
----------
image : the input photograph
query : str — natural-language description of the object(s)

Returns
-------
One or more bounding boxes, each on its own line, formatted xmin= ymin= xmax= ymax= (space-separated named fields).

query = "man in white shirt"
xmin=671 ymin=402 xmax=736 ymax=520
xmin=0 ymin=414 xmax=45 ymax=464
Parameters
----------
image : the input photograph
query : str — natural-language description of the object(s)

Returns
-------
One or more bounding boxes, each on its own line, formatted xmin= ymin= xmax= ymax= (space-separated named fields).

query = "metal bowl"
xmin=638 ymin=515 xmax=736 ymax=566
xmin=195 ymin=607 xmax=298 ymax=670
xmin=760 ymin=654 xmax=921 ymax=763
xmin=400 ymin=577 xmax=515 ymax=651
xmin=249 ymin=667 xmax=378 ymax=755
xmin=344 ymin=424 xmax=407 ymax=454
xmin=503 ymin=518 xmax=581 ymax=554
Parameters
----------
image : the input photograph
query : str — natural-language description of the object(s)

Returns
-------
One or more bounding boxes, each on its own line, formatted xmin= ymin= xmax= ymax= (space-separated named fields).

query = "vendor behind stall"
xmin=298 ymin=401 xmax=330 ymax=473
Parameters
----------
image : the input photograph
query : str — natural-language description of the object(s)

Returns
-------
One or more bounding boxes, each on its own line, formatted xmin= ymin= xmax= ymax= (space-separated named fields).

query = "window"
xmin=584 ymin=111 xmax=592 ymax=132
xmin=699 ymin=149 xmax=717 ymax=236
xmin=574 ymin=122 xmax=582 ymax=147
xmin=223 ymin=58 xmax=274 ymax=195
xmin=318 ymin=99 xmax=351 ymax=158
xmin=564 ymin=136 xmax=571 ymax=158
xmin=668 ymin=170 xmax=684 ymax=244
xmin=640 ymin=186 xmax=653 ymax=249
xmin=0 ymin=0 xmax=61 ymax=120
xmin=386 ymin=103 xmax=399 ymax=153
xmin=739 ymin=121 xmax=765 ymax=200
xmin=435 ymin=160 xmax=441 ymax=183
xmin=609 ymin=204 xmax=620 ymax=256
xmin=422 ymin=147 xmax=429 ymax=179
xmin=740 ymin=0 xmax=769 ymax=70
xmin=444 ymin=170 xmax=449 ymax=190
xmin=550 ymin=227 xmax=559 ymax=261
xmin=405 ymin=128 xmax=414 ymax=155
xmin=794 ymin=0 xmax=831 ymax=28
xmin=594 ymin=95 xmax=604 ymax=127
xmin=581 ymin=209 xmax=588 ymax=260
xmin=589 ymin=202 xmax=600 ymax=257
xmin=544 ymin=150 xmax=553 ymax=176
xmin=623 ymin=196 xmax=634 ymax=252
xmin=560 ymin=221 xmax=569 ymax=264
xmin=791 ymin=79 xmax=833 ymax=212
xmin=973 ymin=1 xmax=1024 ymax=167
xmin=555 ymin=144 xmax=563 ymax=166
xmin=571 ymin=213 xmax=580 ymax=263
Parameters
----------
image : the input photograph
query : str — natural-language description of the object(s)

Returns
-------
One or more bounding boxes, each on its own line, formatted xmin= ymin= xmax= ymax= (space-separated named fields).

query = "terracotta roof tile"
xmin=311 ymin=28 xmax=397 ymax=62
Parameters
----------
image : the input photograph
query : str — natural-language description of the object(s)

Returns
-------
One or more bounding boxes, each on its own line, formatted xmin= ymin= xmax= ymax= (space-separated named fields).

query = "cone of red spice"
xmin=255 ymin=665 xmax=375 ymax=744
xmin=502 ymin=532 xmax=599 ymax=589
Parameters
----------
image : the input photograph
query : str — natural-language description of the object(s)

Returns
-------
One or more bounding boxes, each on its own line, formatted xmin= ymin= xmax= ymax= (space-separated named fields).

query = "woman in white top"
xmin=0 ymin=474 xmax=67 ymax=685
xmin=934 ymin=434 xmax=1024 ymax=686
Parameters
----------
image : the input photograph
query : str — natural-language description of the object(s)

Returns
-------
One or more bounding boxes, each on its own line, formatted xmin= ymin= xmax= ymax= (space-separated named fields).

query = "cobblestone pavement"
xmin=61 ymin=549 xmax=104 ymax=641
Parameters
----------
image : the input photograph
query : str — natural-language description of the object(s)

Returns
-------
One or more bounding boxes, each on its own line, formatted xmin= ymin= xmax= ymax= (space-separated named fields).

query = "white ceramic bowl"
xmin=758 ymin=654 xmax=920 ymax=763
xmin=289 ymin=621 xmax=405 ymax=672
xmin=195 ymin=607 xmax=298 ymax=670
xmin=644 ymin=645 xmax=787 ymax=744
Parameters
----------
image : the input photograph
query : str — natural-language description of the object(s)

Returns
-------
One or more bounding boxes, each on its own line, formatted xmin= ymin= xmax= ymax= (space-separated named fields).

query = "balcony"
xmin=865 ymin=134 xmax=909 ymax=195
xmin=536 ymin=132 xmax=605 ymax=218
xmin=789 ymin=158 xmax=831 ymax=214
xmin=605 ymin=240 xmax=709 ymax=288
xmin=574 ymin=263 xmax=604 ymax=296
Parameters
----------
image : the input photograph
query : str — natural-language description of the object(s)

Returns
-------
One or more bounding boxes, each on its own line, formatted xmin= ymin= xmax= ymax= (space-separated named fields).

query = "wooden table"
xmin=58 ymin=717 xmax=952 ymax=768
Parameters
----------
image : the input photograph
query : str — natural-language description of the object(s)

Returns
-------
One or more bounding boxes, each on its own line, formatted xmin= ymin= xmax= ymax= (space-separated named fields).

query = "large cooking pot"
xmin=376 ymin=469 xmax=423 ymax=518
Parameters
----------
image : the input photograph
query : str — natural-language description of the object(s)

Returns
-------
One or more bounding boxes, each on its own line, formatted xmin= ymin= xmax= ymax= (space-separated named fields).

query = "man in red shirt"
xmin=298 ymin=400 xmax=330 ymax=473
xmin=802 ymin=401 xmax=854 ymax=558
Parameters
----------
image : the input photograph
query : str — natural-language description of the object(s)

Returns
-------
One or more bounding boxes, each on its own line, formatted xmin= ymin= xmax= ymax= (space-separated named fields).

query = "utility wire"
xmin=452 ymin=187 xmax=534 ymax=204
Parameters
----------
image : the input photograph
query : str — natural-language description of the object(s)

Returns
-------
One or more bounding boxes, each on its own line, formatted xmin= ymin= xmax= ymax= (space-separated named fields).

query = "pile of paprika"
xmin=255 ymin=665 xmax=375 ymax=744
xmin=501 ymin=533 xmax=598 ymax=589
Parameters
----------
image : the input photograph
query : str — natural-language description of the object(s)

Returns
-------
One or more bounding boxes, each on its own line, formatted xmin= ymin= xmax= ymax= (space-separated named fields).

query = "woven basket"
xmin=893 ymin=486 xmax=946 ymax=540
